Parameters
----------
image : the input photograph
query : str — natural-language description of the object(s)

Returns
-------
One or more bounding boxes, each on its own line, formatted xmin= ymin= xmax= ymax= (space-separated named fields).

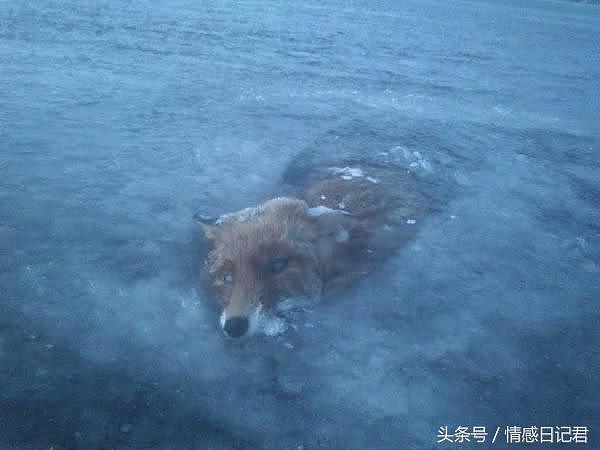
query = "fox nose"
xmin=223 ymin=316 xmax=249 ymax=338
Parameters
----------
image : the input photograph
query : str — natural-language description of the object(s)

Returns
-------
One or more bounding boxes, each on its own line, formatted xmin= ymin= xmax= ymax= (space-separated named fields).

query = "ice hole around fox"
xmin=197 ymin=154 xmax=436 ymax=340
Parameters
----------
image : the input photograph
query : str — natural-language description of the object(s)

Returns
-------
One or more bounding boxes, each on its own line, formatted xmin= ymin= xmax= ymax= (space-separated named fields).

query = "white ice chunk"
xmin=260 ymin=315 xmax=288 ymax=336
xmin=330 ymin=166 xmax=365 ymax=179
xmin=308 ymin=205 xmax=348 ymax=217
xmin=308 ymin=205 xmax=336 ymax=217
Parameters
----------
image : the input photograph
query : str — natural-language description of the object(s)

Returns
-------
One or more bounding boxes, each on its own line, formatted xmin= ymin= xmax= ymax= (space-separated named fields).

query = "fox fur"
xmin=198 ymin=162 xmax=423 ymax=338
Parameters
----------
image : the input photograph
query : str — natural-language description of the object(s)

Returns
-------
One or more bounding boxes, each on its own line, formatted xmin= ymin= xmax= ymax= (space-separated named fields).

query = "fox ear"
xmin=194 ymin=213 xmax=220 ymax=241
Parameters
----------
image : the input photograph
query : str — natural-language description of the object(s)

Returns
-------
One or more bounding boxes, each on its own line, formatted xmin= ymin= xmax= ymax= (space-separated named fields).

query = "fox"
xmin=197 ymin=161 xmax=424 ymax=338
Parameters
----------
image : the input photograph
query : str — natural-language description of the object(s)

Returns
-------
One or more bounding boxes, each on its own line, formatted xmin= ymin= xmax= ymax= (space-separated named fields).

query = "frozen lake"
xmin=1 ymin=0 xmax=599 ymax=447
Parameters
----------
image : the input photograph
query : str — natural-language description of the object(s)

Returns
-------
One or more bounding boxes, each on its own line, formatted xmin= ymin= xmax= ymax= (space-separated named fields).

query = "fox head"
xmin=199 ymin=197 xmax=357 ymax=338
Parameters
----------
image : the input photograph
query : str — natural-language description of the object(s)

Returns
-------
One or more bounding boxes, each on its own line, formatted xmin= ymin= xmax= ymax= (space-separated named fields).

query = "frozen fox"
xmin=198 ymin=161 xmax=424 ymax=338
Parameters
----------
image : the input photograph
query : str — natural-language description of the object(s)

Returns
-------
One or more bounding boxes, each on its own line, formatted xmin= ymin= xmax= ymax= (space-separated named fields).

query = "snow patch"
xmin=308 ymin=205 xmax=335 ymax=216
xmin=258 ymin=314 xmax=288 ymax=337
xmin=308 ymin=205 xmax=348 ymax=217
xmin=331 ymin=166 xmax=364 ymax=179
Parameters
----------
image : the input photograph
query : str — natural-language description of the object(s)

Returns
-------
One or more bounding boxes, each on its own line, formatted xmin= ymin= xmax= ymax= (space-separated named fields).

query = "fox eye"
xmin=222 ymin=273 xmax=233 ymax=284
xmin=269 ymin=257 xmax=288 ymax=274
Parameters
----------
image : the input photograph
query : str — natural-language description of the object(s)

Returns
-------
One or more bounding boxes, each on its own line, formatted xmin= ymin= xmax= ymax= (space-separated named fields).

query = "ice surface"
xmin=1 ymin=0 xmax=599 ymax=448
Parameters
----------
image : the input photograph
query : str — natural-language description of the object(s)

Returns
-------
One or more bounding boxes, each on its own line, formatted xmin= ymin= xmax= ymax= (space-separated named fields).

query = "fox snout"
xmin=217 ymin=271 xmax=264 ymax=338
xmin=220 ymin=304 xmax=261 ymax=338
xmin=222 ymin=316 xmax=249 ymax=338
